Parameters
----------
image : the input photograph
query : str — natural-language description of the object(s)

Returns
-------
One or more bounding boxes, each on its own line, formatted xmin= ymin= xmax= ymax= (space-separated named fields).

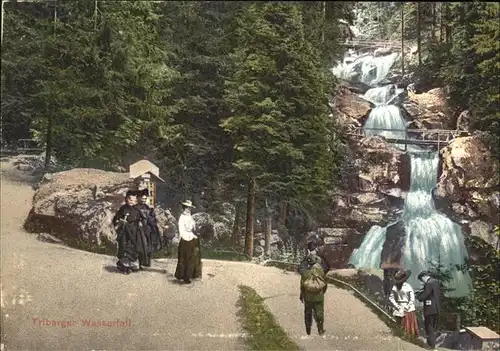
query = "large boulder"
xmin=403 ymin=87 xmax=455 ymax=130
xmin=435 ymin=136 xmax=500 ymax=227
xmin=337 ymin=78 xmax=371 ymax=95
xmin=24 ymin=168 xmax=176 ymax=250
xmin=356 ymin=136 xmax=411 ymax=193
xmin=333 ymin=85 xmax=373 ymax=128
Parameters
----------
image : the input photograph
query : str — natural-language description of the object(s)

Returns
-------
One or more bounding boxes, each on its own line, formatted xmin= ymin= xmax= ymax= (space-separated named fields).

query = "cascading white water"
xmin=401 ymin=153 xmax=471 ymax=295
xmin=363 ymin=105 xmax=407 ymax=140
xmin=363 ymin=85 xmax=406 ymax=106
xmin=350 ymin=152 xmax=472 ymax=297
xmin=364 ymin=85 xmax=397 ymax=105
xmin=331 ymin=52 xmax=399 ymax=87
xmin=336 ymin=50 xmax=472 ymax=296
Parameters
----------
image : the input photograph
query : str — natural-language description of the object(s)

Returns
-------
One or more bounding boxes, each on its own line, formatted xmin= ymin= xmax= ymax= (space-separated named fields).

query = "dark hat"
xmin=394 ymin=269 xmax=411 ymax=284
xmin=125 ymin=190 xmax=138 ymax=198
xmin=307 ymin=240 xmax=319 ymax=251
xmin=138 ymin=188 xmax=149 ymax=197
xmin=417 ymin=270 xmax=431 ymax=281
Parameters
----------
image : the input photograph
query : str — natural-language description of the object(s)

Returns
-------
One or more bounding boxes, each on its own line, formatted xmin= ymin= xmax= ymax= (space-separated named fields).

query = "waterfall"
xmin=401 ymin=153 xmax=471 ymax=296
xmin=363 ymin=105 xmax=407 ymax=141
xmin=364 ymin=85 xmax=397 ymax=105
xmin=331 ymin=52 xmax=399 ymax=87
xmin=349 ymin=153 xmax=472 ymax=297
xmin=335 ymin=46 xmax=472 ymax=297
xmin=363 ymin=85 xmax=406 ymax=106
xmin=349 ymin=226 xmax=385 ymax=269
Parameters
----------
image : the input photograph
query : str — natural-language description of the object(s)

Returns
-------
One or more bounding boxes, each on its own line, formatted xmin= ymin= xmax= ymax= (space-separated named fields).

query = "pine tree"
xmin=471 ymin=2 xmax=500 ymax=134
xmin=2 ymin=1 xmax=174 ymax=169
xmin=221 ymin=2 xmax=343 ymax=256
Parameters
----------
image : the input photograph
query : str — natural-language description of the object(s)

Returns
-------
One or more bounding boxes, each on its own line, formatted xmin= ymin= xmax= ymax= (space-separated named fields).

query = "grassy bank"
xmin=237 ymin=285 xmax=300 ymax=351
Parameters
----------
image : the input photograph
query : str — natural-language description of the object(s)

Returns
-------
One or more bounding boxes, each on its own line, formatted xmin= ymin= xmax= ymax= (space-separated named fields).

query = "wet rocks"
xmin=374 ymin=47 xmax=393 ymax=57
xmin=380 ymin=220 xmax=405 ymax=267
xmin=333 ymin=85 xmax=374 ymax=127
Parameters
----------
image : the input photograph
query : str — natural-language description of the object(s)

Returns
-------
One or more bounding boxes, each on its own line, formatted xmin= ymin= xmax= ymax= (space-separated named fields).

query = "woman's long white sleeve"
xmin=406 ymin=285 xmax=416 ymax=312
xmin=388 ymin=288 xmax=399 ymax=309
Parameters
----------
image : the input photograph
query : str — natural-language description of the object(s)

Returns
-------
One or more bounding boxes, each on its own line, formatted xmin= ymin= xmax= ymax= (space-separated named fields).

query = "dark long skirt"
xmin=175 ymin=238 xmax=202 ymax=283
xmin=137 ymin=224 xmax=151 ymax=267
xmin=117 ymin=224 xmax=139 ymax=270
xmin=117 ymin=223 xmax=149 ymax=269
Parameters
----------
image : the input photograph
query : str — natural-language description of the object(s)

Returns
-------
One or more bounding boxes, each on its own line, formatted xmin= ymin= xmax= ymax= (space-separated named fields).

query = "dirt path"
xmin=0 ymin=158 xmax=424 ymax=350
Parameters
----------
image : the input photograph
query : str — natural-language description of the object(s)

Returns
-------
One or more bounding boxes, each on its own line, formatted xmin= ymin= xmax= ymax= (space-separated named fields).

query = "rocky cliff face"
xmin=323 ymin=83 xmax=499 ymax=269
xmin=435 ymin=135 xmax=499 ymax=248
xmin=311 ymin=86 xmax=413 ymax=268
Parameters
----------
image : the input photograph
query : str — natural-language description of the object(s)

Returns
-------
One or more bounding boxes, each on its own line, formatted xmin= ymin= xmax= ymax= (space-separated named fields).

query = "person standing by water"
xmin=388 ymin=269 xmax=419 ymax=337
xmin=416 ymin=270 xmax=441 ymax=351
xmin=174 ymin=200 xmax=202 ymax=284
xmin=113 ymin=190 xmax=143 ymax=274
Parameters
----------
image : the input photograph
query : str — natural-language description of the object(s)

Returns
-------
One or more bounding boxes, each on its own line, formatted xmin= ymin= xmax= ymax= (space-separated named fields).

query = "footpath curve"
xmin=0 ymin=157 xmax=423 ymax=350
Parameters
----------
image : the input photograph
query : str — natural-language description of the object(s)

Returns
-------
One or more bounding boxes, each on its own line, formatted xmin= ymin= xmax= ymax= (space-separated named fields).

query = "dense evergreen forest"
xmin=2 ymin=0 xmax=498 ymax=242
xmin=1 ymin=1 xmax=355 ymax=250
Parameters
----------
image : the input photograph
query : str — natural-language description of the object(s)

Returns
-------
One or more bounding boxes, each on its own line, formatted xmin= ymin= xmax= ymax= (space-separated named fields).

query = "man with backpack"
xmin=299 ymin=253 xmax=328 ymax=336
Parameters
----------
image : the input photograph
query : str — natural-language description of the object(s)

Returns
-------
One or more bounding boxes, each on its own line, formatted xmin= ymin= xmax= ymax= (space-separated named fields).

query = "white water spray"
xmin=332 ymin=52 xmax=399 ymax=87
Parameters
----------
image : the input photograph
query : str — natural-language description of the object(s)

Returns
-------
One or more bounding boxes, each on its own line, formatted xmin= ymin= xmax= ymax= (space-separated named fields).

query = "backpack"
xmin=302 ymin=265 xmax=327 ymax=293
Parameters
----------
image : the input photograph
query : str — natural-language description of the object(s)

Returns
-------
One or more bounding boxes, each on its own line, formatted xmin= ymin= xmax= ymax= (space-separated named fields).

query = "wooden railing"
xmin=0 ymin=138 xmax=44 ymax=155
xmin=347 ymin=127 xmax=470 ymax=151
xmin=340 ymin=39 xmax=407 ymax=50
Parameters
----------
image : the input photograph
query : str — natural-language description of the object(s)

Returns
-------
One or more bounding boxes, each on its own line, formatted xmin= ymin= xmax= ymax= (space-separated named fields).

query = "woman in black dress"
xmin=112 ymin=190 xmax=146 ymax=274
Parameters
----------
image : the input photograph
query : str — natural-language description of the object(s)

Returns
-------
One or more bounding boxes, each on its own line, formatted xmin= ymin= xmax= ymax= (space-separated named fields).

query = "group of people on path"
xmin=112 ymin=190 xmax=202 ymax=284
xmin=387 ymin=268 xmax=441 ymax=350
xmin=114 ymin=190 xmax=441 ymax=347
xmin=298 ymin=240 xmax=441 ymax=350
xmin=112 ymin=189 xmax=163 ymax=273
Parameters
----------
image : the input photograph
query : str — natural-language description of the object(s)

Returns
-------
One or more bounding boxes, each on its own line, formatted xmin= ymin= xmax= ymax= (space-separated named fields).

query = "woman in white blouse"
xmin=389 ymin=269 xmax=420 ymax=337
xmin=174 ymin=200 xmax=202 ymax=284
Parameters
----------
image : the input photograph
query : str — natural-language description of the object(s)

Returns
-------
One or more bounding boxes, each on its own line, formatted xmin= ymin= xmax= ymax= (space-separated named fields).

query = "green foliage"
xmin=154 ymin=1 xmax=246 ymax=201
xmin=221 ymin=2 xmax=345 ymax=223
xmin=456 ymin=226 xmax=500 ymax=332
xmin=422 ymin=3 xmax=499 ymax=133
xmin=237 ymin=285 xmax=300 ymax=351
xmin=2 ymin=1 xmax=176 ymax=169
xmin=201 ymin=248 xmax=251 ymax=262
xmin=2 ymin=1 xmax=348 ymax=240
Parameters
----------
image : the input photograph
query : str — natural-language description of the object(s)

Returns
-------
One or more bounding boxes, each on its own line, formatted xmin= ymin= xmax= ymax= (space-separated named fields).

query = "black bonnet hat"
xmin=138 ymin=188 xmax=149 ymax=197
xmin=125 ymin=190 xmax=138 ymax=198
